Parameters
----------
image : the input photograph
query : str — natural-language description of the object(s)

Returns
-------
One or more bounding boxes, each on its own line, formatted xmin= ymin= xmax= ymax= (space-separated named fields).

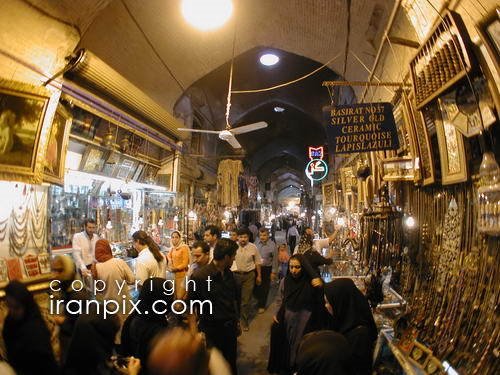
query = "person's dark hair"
xmin=259 ymin=227 xmax=269 ymax=234
xmin=137 ymin=278 xmax=174 ymax=321
xmin=5 ymin=280 xmax=41 ymax=321
xmin=237 ymin=227 xmax=251 ymax=237
xmin=324 ymin=278 xmax=378 ymax=340
xmin=204 ymin=225 xmax=221 ymax=239
xmin=84 ymin=218 xmax=96 ymax=226
xmin=297 ymin=331 xmax=352 ymax=375
xmin=132 ymin=230 xmax=164 ymax=263
xmin=213 ymin=238 xmax=238 ymax=261
xmin=192 ymin=241 xmax=210 ymax=254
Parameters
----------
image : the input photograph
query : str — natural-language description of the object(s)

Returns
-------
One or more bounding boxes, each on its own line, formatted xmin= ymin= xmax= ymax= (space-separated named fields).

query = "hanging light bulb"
xmin=404 ymin=214 xmax=416 ymax=229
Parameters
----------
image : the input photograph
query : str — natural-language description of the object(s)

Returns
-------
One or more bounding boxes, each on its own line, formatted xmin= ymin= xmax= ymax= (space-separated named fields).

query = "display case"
xmin=49 ymin=170 xmax=174 ymax=249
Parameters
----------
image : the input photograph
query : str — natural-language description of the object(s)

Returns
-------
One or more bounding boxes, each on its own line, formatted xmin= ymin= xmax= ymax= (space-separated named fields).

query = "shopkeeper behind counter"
xmin=72 ymin=219 xmax=100 ymax=276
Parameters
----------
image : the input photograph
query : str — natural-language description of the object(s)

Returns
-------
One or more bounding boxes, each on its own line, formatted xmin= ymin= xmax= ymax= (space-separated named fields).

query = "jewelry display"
xmin=9 ymin=203 xmax=29 ymax=257
xmin=369 ymin=182 xmax=500 ymax=374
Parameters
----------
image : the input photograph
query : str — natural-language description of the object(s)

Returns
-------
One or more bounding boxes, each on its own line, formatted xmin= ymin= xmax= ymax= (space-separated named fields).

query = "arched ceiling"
xmin=25 ymin=0 xmax=397 ymax=199
xmin=67 ymin=0 xmax=393 ymax=110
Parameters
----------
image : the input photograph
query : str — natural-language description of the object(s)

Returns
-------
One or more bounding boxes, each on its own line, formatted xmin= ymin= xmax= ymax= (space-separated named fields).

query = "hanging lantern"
xmin=477 ymin=152 xmax=500 ymax=235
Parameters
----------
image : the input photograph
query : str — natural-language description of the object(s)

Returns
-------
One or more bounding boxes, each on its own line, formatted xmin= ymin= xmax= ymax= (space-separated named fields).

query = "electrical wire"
xmin=225 ymin=21 xmax=238 ymax=129
xmin=120 ymin=0 xmax=185 ymax=92
xmin=343 ymin=0 xmax=352 ymax=78
xmin=231 ymin=52 xmax=343 ymax=94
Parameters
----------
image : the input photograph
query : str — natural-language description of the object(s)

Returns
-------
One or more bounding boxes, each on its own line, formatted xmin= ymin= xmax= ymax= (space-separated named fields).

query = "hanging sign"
xmin=308 ymin=146 xmax=324 ymax=160
xmin=305 ymin=146 xmax=328 ymax=183
xmin=323 ymin=102 xmax=399 ymax=154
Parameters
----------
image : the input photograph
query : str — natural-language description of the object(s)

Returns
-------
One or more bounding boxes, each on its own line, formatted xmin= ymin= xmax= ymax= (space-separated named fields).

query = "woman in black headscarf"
xmin=324 ymin=278 xmax=378 ymax=375
xmin=120 ymin=278 xmax=175 ymax=373
xmin=296 ymin=330 xmax=353 ymax=375
xmin=268 ymin=255 xmax=318 ymax=374
xmin=296 ymin=234 xmax=333 ymax=275
xmin=3 ymin=280 xmax=59 ymax=375
xmin=63 ymin=304 xmax=121 ymax=375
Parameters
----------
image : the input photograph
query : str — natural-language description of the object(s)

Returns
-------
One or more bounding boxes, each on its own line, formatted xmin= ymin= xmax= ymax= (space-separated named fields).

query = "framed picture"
xmin=132 ymin=163 xmax=145 ymax=181
xmin=23 ymin=254 xmax=40 ymax=278
xmin=322 ymin=182 xmax=335 ymax=206
xmin=436 ymin=98 xmax=468 ymax=185
xmin=115 ymin=157 xmax=137 ymax=180
xmin=38 ymin=253 xmax=51 ymax=274
xmin=476 ymin=8 xmax=500 ymax=114
xmin=381 ymin=157 xmax=416 ymax=182
xmin=0 ymin=80 xmax=51 ymax=183
xmin=80 ymin=146 xmax=105 ymax=173
xmin=141 ymin=164 xmax=159 ymax=183
xmin=481 ymin=8 xmax=500 ymax=58
xmin=387 ymin=89 xmax=421 ymax=182
xmin=42 ymin=103 xmax=72 ymax=185
xmin=408 ymin=93 xmax=435 ymax=186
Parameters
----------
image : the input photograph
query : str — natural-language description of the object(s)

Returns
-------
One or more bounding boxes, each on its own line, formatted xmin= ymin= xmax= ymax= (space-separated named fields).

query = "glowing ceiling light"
xmin=260 ymin=53 xmax=280 ymax=66
xmin=404 ymin=215 xmax=416 ymax=229
xmin=274 ymin=106 xmax=285 ymax=112
xmin=181 ymin=0 xmax=233 ymax=31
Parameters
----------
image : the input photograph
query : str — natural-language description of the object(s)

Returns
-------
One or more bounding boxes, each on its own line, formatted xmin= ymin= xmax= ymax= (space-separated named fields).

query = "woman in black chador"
xmin=324 ymin=278 xmax=378 ymax=375
xmin=268 ymin=255 xmax=320 ymax=375
xmin=3 ymin=280 xmax=59 ymax=375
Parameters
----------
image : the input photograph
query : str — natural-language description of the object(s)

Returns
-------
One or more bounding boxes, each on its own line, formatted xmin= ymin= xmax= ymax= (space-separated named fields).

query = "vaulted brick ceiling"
xmin=28 ymin=0 xmax=396 ymax=197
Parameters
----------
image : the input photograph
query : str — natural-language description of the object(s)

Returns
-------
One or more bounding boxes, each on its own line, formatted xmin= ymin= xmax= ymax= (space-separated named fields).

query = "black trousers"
xmin=288 ymin=236 xmax=297 ymax=254
xmin=255 ymin=266 xmax=272 ymax=308
xmin=200 ymin=320 xmax=238 ymax=375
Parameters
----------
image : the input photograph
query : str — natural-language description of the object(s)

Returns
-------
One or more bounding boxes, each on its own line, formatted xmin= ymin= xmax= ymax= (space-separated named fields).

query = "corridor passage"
xmin=237 ymin=231 xmax=286 ymax=375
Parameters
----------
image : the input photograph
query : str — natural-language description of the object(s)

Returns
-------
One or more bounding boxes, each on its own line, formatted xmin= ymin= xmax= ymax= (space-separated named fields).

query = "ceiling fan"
xmin=178 ymin=121 xmax=267 ymax=149
xmin=177 ymin=26 xmax=267 ymax=149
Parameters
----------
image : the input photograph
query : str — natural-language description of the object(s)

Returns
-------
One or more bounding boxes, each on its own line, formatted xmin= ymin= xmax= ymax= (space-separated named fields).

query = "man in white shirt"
xmin=72 ymin=219 xmax=99 ymax=276
xmin=232 ymin=228 xmax=262 ymax=331
xmin=204 ymin=225 xmax=221 ymax=261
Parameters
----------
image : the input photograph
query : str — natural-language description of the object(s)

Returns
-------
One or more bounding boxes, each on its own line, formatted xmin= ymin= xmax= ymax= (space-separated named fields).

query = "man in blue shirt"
xmin=255 ymin=227 xmax=278 ymax=313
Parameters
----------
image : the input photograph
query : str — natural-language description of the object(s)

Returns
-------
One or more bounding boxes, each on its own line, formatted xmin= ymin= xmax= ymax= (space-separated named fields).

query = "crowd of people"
xmin=0 ymin=219 xmax=378 ymax=375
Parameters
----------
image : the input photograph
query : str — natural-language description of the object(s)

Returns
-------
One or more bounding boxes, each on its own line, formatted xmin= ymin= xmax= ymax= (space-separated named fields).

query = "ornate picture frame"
xmin=386 ymin=89 xmax=420 ymax=183
xmin=0 ymin=80 xmax=51 ymax=183
xmin=115 ymin=156 xmax=137 ymax=180
xmin=42 ymin=103 xmax=72 ymax=186
xmin=476 ymin=8 xmax=500 ymax=114
xmin=436 ymin=98 xmax=468 ymax=185
xmin=79 ymin=146 xmax=105 ymax=173
xmin=322 ymin=182 xmax=334 ymax=206
xmin=381 ymin=157 xmax=416 ymax=182
xmin=408 ymin=93 xmax=435 ymax=186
